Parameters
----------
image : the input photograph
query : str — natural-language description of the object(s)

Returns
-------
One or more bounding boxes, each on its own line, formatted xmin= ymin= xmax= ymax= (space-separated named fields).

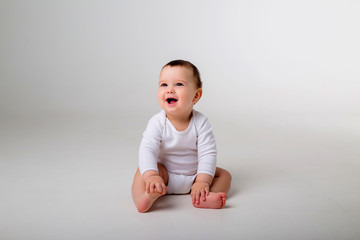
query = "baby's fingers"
xmin=195 ymin=191 xmax=201 ymax=204
xmin=156 ymin=182 xmax=165 ymax=194
xmin=150 ymin=182 xmax=157 ymax=193
xmin=145 ymin=181 xmax=150 ymax=193
xmin=161 ymin=184 xmax=168 ymax=195
xmin=200 ymin=189 xmax=206 ymax=201
xmin=205 ymin=186 xmax=210 ymax=196
xmin=191 ymin=192 xmax=197 ymax=204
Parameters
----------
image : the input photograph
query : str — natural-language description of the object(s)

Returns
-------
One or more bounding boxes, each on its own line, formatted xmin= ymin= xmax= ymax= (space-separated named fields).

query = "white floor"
xmin=1 ymin=114 xmax=359 ymax=240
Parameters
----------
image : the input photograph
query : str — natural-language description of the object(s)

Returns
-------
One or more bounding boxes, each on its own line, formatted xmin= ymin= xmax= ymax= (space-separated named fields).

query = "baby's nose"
xmin=167 ymin=87 xmax=175 ymax=93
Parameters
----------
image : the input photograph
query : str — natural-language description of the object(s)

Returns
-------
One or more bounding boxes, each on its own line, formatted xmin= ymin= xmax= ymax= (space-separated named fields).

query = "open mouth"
xmin=166 ymin=98 xmax=178 ymax=104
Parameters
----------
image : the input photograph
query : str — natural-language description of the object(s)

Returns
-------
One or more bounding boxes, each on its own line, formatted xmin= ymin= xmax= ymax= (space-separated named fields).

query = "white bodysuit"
xmin=139 ymin=110 xmax=217 ymax=194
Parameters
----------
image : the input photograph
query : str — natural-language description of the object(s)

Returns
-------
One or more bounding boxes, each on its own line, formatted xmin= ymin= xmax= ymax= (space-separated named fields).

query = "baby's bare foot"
xmin=193 ymin=192 xmax=226 ymax=209
xmin=136 ymin=192 xmax=162 ymax=213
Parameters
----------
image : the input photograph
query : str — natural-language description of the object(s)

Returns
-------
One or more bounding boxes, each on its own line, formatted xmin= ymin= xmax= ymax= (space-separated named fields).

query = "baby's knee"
xmin=218 ymin=168 xmax=232 ymax=181
xmin=223 ymin=169 xmax=232 ymax=181
xmin=157 ymin=163 xmax=169 ymax=185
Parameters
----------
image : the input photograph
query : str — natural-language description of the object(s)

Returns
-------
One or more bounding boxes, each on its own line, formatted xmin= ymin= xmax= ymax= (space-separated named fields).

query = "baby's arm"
xmin=143 ymin=170 xmax=167 ymax=195
xmin=192 ymin=113 xmax=217 ymax=204
xmin=191 ymin=173 xmax=213 ymax=205
xmin=138 ymin=113 xmax=166 ymax=195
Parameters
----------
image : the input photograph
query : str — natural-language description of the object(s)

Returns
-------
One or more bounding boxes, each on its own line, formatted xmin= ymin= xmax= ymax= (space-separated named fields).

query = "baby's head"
xmin=158 ymin=60 xmax=203 ymax=119
xmin=162 ymin=60 xmax=202 ymax=89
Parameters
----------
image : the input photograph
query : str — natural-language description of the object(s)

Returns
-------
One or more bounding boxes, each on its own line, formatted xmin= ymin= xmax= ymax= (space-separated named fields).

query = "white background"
xmin=1 ymin=1 xmax=359 ymax=239
xmin=1 ymin=0 xmax=359 ymax=119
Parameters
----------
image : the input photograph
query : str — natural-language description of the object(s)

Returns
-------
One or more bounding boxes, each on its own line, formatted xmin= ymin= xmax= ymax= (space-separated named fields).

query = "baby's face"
xmin=158 ymin=66 xmax=202 ymax=119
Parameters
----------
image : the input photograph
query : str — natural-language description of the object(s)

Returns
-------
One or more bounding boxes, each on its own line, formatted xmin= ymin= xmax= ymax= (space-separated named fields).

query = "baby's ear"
xmin=193 ymin=88 xmax=203 ymax=104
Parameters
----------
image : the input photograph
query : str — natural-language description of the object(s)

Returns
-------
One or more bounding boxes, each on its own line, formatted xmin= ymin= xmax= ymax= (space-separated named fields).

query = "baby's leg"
xmin=193 ymin=167 xmax=231 ymax=209
xmin=210 ymin=167 xmax=232 ymax=193
xmin=131 ymin=164 xmax=168 ymax=213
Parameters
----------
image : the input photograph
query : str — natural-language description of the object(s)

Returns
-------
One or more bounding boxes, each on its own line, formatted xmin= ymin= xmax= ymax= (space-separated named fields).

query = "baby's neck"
xmin=166 ymin=111 xmax=193 ymax=131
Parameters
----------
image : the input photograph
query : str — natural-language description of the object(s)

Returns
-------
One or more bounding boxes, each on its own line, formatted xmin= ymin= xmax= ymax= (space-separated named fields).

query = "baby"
xmin=131 ymin=60 xmax=231 ymax=213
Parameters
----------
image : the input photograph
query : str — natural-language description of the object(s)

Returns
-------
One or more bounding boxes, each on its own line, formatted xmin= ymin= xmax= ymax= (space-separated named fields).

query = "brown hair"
xmin=162 ymin=60 xmax=202 ymax=88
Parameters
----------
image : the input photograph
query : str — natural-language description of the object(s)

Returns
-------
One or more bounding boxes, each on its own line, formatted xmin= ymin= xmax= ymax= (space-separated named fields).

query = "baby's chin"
xmin=164 ymin=108 xmax=194 ymax=118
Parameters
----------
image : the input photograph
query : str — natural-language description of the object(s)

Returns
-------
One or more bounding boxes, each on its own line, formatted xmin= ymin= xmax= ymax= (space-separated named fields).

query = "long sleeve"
xmin=196 ymin=114 xmax=217 ymax=177
xmin=138 ymin=114 xmax=164 ymax=175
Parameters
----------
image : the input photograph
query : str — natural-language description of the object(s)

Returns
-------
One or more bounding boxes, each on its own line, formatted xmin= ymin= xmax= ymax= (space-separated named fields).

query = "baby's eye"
xmin=160 ymin=83 xmax=167 ymax=87
xmin=176 ymin=83 xmax=184 ymax=86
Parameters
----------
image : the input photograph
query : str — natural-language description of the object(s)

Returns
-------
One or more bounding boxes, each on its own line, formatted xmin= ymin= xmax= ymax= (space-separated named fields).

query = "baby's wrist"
xmin=192 ymin=181 xmax=210 ymax=187
xmin=145 ymin=175 xmax=163 ymax=184
xmin=142 ymin=170 xmax=159 ymax=181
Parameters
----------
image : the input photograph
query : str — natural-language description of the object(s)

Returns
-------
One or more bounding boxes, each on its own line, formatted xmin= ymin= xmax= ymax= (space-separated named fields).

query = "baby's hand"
xmin=191 ymin=181 xmax=210 ymax=205
xmin=145 ymin=175 xmax=167 ymax=195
